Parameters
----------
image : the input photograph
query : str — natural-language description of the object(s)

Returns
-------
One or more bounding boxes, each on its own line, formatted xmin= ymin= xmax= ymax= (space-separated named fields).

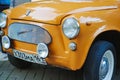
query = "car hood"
xmin=10 ymin=0 xmax=117 ymax=25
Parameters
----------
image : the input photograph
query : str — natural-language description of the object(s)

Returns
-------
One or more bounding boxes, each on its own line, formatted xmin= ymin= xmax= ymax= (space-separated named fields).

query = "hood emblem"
xmin=25 ymin=10 xmax=31 ymax=16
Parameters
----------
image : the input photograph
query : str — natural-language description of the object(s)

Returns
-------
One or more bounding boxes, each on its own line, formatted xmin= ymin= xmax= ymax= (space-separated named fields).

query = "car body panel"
xmin=10 ymin=1 xmax=117 ymax=24
xmin=2 ymin=0 xmax=120 ymax=70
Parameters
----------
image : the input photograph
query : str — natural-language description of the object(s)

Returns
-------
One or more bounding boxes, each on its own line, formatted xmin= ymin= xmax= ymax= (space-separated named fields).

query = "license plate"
xmin=13 ymin=49 xmax=47 ymax=65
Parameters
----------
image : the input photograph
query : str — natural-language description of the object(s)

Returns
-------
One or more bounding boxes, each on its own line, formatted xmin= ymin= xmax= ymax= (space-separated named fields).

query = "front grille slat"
xmin=8 ymin=23 xmax=51 ymax=44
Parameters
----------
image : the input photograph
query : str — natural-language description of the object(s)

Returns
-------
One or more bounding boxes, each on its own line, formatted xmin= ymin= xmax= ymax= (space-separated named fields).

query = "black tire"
xmin=84 ymin=41 xmax=116 ymax=80
xmin=8 ymin=54 xmax=32 ymax=69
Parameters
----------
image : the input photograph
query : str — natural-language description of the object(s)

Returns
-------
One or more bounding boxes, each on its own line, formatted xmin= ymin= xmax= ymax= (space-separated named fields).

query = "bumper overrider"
xmin=1 ymin=23 xmax=52 ymax=65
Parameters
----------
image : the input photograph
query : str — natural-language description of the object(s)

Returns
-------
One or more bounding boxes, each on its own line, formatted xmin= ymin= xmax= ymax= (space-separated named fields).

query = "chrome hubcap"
xmin=99 ymin=50 xmax=114 ymax=80
xmin=99 ymin=57 xmax=109 ymax=79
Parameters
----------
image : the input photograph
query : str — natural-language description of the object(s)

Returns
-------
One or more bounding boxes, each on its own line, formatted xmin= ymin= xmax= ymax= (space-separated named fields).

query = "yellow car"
xmin=0 ymin=0 xmax=119 ymax=80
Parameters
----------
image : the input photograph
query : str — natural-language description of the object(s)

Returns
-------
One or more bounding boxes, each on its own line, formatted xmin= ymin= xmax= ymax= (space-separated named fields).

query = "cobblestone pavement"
xmin=0 ymin=53 xmax=8 ymax=61
xmin=0 ymin=61 xmax=119 ymax=80
xmin=0 ymin=61 xmax=83 ymax=80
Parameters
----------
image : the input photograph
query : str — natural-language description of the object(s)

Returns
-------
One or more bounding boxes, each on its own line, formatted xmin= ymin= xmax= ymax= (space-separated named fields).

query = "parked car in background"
xmin=0 ymin=0 xmax=120 ymax=80
xmin=0 ymin=0 xmax=10 ymax=11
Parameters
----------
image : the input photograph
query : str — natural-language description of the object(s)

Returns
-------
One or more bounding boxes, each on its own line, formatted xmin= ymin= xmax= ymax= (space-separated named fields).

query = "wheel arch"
xmin=84 ymin=30 xmax=120 ymax=69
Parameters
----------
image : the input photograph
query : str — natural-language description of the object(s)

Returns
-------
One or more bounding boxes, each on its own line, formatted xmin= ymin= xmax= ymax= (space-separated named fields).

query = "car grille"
xmin=8 ymin=23 xmax=51 ymax=44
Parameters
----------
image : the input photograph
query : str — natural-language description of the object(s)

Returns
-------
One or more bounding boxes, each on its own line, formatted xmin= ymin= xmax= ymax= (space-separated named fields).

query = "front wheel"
xmin=84 ymin=41 xmax=116 ymax=80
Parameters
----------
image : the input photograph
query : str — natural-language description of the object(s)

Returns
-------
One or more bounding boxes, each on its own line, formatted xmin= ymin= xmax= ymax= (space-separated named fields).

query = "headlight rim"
xmin=0 ymin=12 xmax=7 ymax=28
xmin=37 ymin=43 xmax=49 ymax=59
xmin=62 ymin=17 xmax=80 ymax=39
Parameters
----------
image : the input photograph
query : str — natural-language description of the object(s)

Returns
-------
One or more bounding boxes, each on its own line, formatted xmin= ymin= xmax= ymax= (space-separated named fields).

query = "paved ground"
xmin=0 ymin=60 xmax=119 ymax=80
xmin=0 ymin=61 xmax=83 ymax=80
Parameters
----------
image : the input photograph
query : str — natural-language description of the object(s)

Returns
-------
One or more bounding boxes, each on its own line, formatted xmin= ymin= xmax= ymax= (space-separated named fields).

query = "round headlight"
xmin=37 ymin=43 xmax=48 ymax=58
xmin=2 ymin=36 xmax=11 ymax=49
xmin=0 ymin=12 xmax=7 ymax=28
xmin=62 ymin=18 xmax=80 ymax=39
